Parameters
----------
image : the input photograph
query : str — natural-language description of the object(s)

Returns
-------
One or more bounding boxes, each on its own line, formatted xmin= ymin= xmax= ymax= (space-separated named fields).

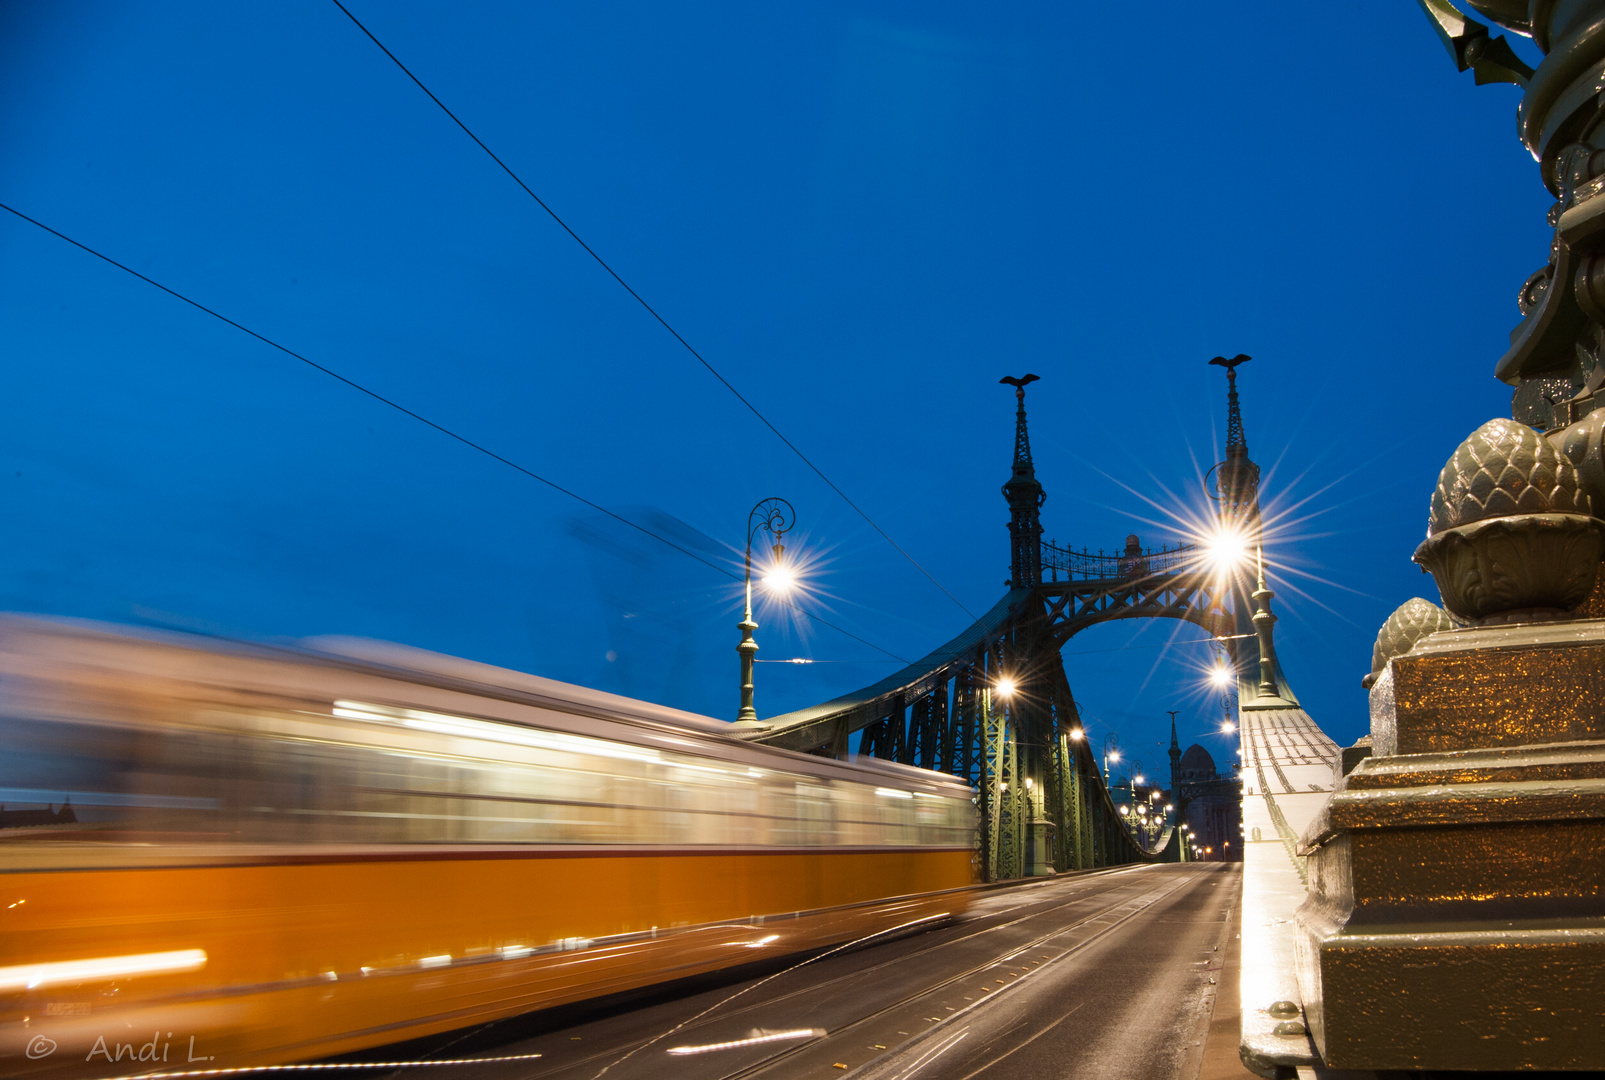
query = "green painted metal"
xmin=980 ymin=684 xmax=1005 ymax=882
xmin=999 ymin=706 xmax=1020 ymax=879
xmin=740 ymin=375 xmax=1231 ymax=880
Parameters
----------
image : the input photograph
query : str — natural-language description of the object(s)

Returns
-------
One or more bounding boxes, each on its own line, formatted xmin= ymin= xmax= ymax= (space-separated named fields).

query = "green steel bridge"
xmin=737 ymin=361 xmax=1293 ymax=882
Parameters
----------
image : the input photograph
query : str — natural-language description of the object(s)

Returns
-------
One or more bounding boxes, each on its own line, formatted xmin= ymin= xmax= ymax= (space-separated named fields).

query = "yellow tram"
xmin=0 ymin=617 xmax=976 ymax=1075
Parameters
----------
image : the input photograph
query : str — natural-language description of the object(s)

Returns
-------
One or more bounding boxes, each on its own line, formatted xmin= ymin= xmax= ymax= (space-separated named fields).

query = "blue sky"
xmin=0 ymin=2 xmax=1547 ymax=768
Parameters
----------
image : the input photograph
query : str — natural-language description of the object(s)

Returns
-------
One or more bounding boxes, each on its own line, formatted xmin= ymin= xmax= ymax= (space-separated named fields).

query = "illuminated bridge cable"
xmin=327 ymin=0 xmax=977 ymax=621
xmin=0 ymin=201 xmax=906 ymax=664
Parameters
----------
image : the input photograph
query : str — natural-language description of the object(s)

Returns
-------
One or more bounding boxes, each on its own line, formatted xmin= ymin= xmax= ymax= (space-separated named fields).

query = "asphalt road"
xmin=351 ymin=862 xmax=1239 ymax=1080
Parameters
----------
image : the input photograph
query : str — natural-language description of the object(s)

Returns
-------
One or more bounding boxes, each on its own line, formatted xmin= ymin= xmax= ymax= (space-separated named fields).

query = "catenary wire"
xmin=0 ymin=200 xmax=908 ymax=664
xmin=327 ymin=0 xmax=977 ymax=621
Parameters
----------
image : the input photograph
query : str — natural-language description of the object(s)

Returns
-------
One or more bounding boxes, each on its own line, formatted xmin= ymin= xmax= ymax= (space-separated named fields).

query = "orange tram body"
xmin=0 ymin=618 xmax=977 ymax=1076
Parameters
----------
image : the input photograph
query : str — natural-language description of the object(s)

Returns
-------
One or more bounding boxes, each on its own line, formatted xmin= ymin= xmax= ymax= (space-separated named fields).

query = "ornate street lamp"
xmin=735 ymin=497 xmax=795 ymax=723
xmin=1102 ymin=734 xmax=1120 ymax=784
xmin=1126 ymin=759 xmax=1146 ymax=841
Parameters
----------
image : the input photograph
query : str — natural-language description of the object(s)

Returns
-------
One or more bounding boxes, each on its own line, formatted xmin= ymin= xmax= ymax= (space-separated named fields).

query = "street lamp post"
xmin=1127 ymin=760 xmax=1146 ymax=843
xmin=735 ymin=497 xmax=795 ymax=724
xmin=1102 ymin=734 xmax=1120 ymax=784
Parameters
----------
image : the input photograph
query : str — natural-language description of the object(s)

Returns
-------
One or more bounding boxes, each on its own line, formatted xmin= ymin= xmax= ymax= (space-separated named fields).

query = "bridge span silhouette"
xmin=740 ymin=362 xmax=1285 ymax=875
xmin=730 ymin=362 xmax=1346 ymax=1076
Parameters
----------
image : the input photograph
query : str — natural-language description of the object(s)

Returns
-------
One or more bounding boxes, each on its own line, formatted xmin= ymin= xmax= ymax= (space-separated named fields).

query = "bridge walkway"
xmin=1238 ymin=702 xmax=1340 ymax=1078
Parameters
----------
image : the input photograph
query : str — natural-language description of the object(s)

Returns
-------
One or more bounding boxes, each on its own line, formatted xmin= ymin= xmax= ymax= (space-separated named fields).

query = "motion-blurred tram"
xmin=0 ymin=617 xmax=976 ymax=1075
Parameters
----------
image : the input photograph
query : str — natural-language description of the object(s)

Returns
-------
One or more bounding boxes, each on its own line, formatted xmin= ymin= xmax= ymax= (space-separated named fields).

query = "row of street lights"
xmin=732 ymin=502 xmax=1261 ymax=740
xmin=730 ymin=498 xmax=1247 ymax=866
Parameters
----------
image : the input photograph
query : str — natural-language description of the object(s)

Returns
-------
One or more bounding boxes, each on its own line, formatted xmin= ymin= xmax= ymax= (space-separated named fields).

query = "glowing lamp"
xmin=1203 ymin=525 xmax=1250 ymax=573
xmin=762 ymin=546 xmax=796 ymax=593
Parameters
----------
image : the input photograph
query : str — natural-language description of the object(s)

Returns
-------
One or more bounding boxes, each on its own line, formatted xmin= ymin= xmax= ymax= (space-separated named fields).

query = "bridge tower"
xmin=1167 ymin=709 xmax=1182 ymax=793
xmin=993 ymin=374 xmax=1051 ymax=879
xmin=1209 ymin=354 xmax=1260 ymax=526
xmin=1000 ymin=374 xmax=1045 ymax=589
xmin=1208 ymin=356 xmax=1296 ymax=709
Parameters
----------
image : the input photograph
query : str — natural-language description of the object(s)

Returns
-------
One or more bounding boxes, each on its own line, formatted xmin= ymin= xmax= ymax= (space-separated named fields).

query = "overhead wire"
xmin=326 ymin=0 xmax=977 ymax=621
xmin=0 ymin=200 xmax=908 ymax=664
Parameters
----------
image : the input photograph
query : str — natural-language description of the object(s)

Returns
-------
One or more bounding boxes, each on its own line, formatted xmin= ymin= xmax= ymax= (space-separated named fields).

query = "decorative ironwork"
xmin=1041 ymin=537 xmax=1199 ymax=581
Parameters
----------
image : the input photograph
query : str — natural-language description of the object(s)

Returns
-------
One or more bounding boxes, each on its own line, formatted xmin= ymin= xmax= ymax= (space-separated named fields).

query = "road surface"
xmin=344 ymin=862 xmax=1239 ymax=1080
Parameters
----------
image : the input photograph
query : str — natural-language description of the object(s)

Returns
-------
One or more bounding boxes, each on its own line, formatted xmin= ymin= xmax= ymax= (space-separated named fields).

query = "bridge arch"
xmin=737 ymin=560 xmax=1215 ymax=877
xmin=741 ymin=365 xmax=1280 ymax=879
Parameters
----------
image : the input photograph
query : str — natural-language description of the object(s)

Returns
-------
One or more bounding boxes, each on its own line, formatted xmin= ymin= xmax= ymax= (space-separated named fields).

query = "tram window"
xmin=659 ymin=781 xmax=698 ymax=844
xmin=2 ymin=688 xmax=974 ymax=857
xmin=793 ymin=782 xmax=834 ymax=845
xmin=0 ymin=714 xmax=135 ymax=834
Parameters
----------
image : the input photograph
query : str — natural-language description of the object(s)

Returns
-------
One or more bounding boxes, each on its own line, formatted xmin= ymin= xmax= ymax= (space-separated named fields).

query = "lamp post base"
xmin=1295 ymin=619 xmax=1605 ymax=1072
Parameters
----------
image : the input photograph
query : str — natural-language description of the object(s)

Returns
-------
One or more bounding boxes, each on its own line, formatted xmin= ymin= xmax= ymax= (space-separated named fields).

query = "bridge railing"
xmin=1040 ymin=540 xmax=1199 ymax=581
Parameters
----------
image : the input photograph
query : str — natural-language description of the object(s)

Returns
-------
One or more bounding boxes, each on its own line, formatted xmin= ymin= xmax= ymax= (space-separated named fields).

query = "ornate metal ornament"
xmin=1425 ymin=417 xmax=1591 ymax=532
xmin=1364 ymin=597 xmax=1454 ymax=687
xmin=1414 ymin=512 xmax=1605 ymax=621
xmin=1414 ymin=418 xmax=1603 ymax=620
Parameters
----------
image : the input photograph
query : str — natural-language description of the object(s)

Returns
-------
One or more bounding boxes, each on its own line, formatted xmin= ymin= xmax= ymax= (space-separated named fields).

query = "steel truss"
xmin=746 ymin=560 xmax=1222 ymax=879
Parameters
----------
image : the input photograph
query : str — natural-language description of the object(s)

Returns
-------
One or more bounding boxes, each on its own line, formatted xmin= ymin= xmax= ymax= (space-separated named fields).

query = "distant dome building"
xmin=1178 ymin=743 xmax=1217 ymax=784
xmin=1167 ymin=717 xmax=1242 ymax=863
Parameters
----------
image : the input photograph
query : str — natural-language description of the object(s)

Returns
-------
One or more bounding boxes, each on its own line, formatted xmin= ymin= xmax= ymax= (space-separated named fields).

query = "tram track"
xmin=368 ymin=866 xmax=1138 ymax=1076
xmin=854 ymin=864 xmax=1237 ymax=1080
xmin=584 ymin=864 xmax=1141 ymax=1053
xmin=724 ymin=867 xmax=1204 ymax=1080
xmin=584 ymin=868 xmax=1164 ymax=1080
xmin=378 ymin=864 xmax=1222 ymax=1080
xmin=518 ymin=868 xmax=1147 ymax=1079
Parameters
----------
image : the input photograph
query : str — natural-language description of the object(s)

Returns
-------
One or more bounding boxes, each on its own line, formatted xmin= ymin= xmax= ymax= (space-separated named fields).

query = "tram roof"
xmin=0 ymin=614 xmax=733 ymax=736
xmin=301 ymin=634 xmax=734 ymax=734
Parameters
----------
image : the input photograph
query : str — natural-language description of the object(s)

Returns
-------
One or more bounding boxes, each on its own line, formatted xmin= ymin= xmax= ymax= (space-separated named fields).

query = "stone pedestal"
xmin=1294 ymin=620 xmax=1605 ymax=1071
